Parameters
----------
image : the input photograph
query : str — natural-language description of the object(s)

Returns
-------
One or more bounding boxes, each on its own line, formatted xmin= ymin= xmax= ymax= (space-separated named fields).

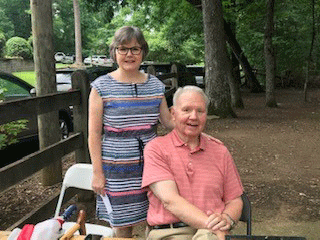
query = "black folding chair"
xmin=226 ymin=193 xmax=306 ymax=240
xmin=239 ymin=192 xmax=252 ymax=236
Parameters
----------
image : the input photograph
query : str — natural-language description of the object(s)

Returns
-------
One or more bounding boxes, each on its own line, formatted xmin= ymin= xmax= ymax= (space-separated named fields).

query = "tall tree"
xmin=202 ymin=0 xmax=236 ymax=118
xmin=73 ymin=0 xmax=84 ymax=67
xmin=31 ymin=0 xmax=62 ymax=185
xmin=264 ymin=0 xmax=277 ymax=107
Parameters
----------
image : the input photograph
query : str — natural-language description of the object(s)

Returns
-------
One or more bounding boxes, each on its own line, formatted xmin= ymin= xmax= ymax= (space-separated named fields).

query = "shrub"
xmin=0 ymin=89 xmax=28 ymax=150
xmin=0 ymin=120 xmax=29 ymax=150
xmin=0 ymin=32 xmax=5 ymax=57
xmin=5 ymin=36 xmax=33 ymax=60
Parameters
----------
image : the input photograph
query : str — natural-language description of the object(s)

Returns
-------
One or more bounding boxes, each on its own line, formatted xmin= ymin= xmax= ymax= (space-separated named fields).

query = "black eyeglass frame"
xmin=116 ymin=47 xmax=142 ymax=55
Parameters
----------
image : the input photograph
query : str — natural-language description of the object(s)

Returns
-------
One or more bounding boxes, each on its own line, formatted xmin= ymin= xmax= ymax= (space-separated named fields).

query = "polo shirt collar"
xmin=171 ymin=129 xmax=206 ymax=151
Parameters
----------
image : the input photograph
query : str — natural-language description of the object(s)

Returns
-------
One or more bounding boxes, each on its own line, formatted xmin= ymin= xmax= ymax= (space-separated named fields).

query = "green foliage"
xmin=1 ymin=0 xmax=313 ymax=78
xmin=104 ymin=0 xmax=204 ymax=64
xmin=53 ymin=0 xmax=118 ymax=55
xmin=5 ymin=36 xmax=33 ymax=59
xmin=0 ymin=31 xmax=6 ymax=57
xmin=53 ymin=0 xmax=77 ymax=54
xmin=235 ymin=0 xmax=319 ymax=76
xmin=0 ymin=90 xmax=29 ymax=150
xmin=0 ymin=120 xmax=29 ymax=150
xmin=0 ymin=8 xmax=14 ymax=40
xmin=0 ymin=0 xmax=31 ymax=39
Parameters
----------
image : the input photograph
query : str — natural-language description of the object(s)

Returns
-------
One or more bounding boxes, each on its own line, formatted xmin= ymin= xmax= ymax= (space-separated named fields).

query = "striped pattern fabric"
xmin=91 ymin=74 xmax=165 ymax=227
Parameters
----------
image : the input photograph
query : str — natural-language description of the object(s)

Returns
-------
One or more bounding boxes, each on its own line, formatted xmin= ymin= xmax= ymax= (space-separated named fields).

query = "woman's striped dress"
xmin=91 ymin=74 xmax=165 ymax=227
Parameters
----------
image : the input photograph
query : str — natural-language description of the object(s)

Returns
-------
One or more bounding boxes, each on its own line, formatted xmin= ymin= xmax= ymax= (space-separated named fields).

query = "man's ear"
xmin=170 ymin=107 xmax=175 ymax=119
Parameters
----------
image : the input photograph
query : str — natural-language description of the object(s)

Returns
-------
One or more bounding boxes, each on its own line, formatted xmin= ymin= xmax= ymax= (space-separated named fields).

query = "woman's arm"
xmin=88 ymin=88 xmax=105 ymax=195
xmin=159 ymin=97 xmax=174 ymax=130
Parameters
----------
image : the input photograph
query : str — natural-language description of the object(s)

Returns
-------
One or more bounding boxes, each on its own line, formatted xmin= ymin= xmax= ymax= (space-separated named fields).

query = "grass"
xmin=12 ymin=63 xmax=73 ymax=86
xmin=13 ymin=71 xmax=36 ymax=86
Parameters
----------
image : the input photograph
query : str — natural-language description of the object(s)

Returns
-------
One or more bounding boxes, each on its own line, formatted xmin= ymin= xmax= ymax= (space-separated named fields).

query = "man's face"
xmin=172 ymin=91 xmax=207 ymax=141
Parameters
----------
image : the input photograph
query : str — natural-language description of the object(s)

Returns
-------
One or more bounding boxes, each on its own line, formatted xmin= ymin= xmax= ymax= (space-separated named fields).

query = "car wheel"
xmin=59 ymin=118 xmax=69 ymax=139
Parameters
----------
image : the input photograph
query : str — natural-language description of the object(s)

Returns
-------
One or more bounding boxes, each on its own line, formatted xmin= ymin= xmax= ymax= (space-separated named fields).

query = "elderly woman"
xmin=88 ymin=26 xmax=173 ymax=237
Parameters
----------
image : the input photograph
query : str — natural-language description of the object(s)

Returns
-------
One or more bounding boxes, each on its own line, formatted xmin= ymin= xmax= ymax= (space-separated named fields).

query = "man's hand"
xmin=206 ymin=210 xmax=231 ymax=232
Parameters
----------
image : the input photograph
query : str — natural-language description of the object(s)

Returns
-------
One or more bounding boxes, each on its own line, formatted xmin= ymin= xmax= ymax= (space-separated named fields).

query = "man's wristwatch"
xmin=222 ymin=212 xmax=236 ymax=230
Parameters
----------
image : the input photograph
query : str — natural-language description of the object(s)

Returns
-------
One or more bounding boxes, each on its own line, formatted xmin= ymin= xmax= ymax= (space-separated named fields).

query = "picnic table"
xmin=0 ymin=231 xmax=135 ymax=240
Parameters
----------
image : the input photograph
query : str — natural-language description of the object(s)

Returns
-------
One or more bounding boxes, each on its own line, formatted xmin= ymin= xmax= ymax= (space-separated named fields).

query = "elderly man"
xmin=142 ymin=86 xmax=244 ymax=240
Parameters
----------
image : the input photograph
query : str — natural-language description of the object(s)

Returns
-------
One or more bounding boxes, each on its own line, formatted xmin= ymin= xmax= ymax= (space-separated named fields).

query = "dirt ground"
xmin=0 ymin=88 xmax=319 ymax=239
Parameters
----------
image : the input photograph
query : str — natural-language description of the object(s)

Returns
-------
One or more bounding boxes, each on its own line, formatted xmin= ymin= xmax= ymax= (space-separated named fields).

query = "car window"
xmin=0 ymin=77 xmax=32 ymax=101
xmin=56 ymin=73 xmax=72 ymax=84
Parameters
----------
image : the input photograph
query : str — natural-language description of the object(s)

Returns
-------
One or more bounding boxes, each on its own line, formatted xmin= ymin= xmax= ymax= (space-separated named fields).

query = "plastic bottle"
xmin=29 ymin=205 xmax=77 ymax=240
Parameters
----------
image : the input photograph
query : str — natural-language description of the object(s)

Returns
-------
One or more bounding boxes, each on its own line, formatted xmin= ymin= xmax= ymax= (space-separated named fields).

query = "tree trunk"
xmin=224 ymin=20 xmax=264 ymax=93
xmin=31 ymin=0 xmax=62 ymax=185
xmin=304 ymin=0 xmax=316 ymax=101
xmin=229 ymin=22 xmax=244 ymax=109
xmin=202 ymin=0 xmax=236 ymax=118
xmin=186 ymin=0 xmax=263 ymax=93
xmin=73 ymin=0 xmax=84 ymax=68
xmin=230 ymin=52 xmax=244 ymax=108
xmin=264 ymin=0 xmax=277 ymax=107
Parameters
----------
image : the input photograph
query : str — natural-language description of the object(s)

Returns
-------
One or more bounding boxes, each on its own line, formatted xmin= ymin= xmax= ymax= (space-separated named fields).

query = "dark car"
xmin=186 ymin=65 xmax=205 ymax=88
xmin=0 ymin=71 xmax=73 ymax=167
xmin=140 ymin=62 xmax=198 ymax=87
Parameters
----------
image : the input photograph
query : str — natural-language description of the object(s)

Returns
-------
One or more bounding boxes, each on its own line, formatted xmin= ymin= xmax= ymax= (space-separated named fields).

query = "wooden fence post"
xmin=71 ymin=70 xmax=90 ymax=163
xmin=71 ymin=70 xmax=94 ymax=202
xmin=147 ymin=65 xmax=156 ymax=75
xmin=170 ymin=64 xmax=179 ymax=89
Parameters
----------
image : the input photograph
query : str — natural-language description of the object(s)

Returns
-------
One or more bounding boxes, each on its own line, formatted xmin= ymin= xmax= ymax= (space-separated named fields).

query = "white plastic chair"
xmin=55 ymin=163 xmax=114 ymax=237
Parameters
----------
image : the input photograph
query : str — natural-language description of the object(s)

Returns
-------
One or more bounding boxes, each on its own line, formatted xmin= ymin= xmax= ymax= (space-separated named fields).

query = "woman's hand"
xmin=92 ymin=171 xmax=106 ymax=196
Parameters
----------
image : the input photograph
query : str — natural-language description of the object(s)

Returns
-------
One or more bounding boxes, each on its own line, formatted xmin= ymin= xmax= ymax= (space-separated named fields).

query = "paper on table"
xmin=101 ymin=194 xmax=113 ymax=214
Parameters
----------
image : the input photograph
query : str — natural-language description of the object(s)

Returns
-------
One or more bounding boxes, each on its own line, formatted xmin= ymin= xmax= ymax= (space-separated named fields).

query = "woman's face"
xmin=115 ymin=38 xmax=143 ymax=72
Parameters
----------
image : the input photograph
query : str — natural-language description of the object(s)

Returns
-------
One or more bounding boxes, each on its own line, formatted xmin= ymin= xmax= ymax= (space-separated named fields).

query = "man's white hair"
xmin=173 ymin=85 xmax=209 ymax=108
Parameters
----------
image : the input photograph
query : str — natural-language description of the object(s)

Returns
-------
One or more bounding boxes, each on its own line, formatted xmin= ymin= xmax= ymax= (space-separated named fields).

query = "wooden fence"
xmin=0 ymin=66 xmax=178 ymax=230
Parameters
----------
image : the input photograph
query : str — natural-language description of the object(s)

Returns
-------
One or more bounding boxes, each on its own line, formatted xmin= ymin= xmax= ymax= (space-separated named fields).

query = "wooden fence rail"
xmin=0 ymin=90 xmax=81 ymax=125
xmin=0 ymin=67 xmax=178 ymax=230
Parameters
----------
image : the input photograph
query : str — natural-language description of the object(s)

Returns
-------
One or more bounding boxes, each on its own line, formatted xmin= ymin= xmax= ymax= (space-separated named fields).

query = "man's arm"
xmin=149 ymin=180 xmax=225 ymax=230
xmin=223 ymin=197 xmax=243 ymax=225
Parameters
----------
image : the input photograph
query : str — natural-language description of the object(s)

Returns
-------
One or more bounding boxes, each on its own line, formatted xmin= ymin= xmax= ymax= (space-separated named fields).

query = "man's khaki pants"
xmin=147 ymin=226 xmax=219 ymax=240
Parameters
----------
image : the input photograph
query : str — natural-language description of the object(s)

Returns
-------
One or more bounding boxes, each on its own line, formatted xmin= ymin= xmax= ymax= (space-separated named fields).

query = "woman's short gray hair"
xmin=173 ymin=85 xmax=209 ymax=108
xmin=109 ymin=26 xmax=149 ymax=62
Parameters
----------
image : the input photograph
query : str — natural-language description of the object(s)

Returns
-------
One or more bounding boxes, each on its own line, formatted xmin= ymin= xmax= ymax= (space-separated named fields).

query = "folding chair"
xmin=55 ymin=163 xmax=115 ymax=237
xmin=239 ymin=192 xmax=252 ymax=236
xmin=227 ymin=193 xmax=306 ymax=240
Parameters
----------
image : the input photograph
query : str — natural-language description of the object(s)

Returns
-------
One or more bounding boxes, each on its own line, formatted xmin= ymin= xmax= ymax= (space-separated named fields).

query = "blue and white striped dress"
xmin=90 ymin=74 xmax=165 ymax=227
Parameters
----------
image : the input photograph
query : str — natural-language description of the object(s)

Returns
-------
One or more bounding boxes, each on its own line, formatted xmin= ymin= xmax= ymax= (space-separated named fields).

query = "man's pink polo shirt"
xmin=142 ymin=129 xmax=244 ymax=226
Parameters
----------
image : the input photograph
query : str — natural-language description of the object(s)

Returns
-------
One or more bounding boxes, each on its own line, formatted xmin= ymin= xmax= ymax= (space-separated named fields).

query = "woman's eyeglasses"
xmin=116 ymin=47 xmax=142 ymax=55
